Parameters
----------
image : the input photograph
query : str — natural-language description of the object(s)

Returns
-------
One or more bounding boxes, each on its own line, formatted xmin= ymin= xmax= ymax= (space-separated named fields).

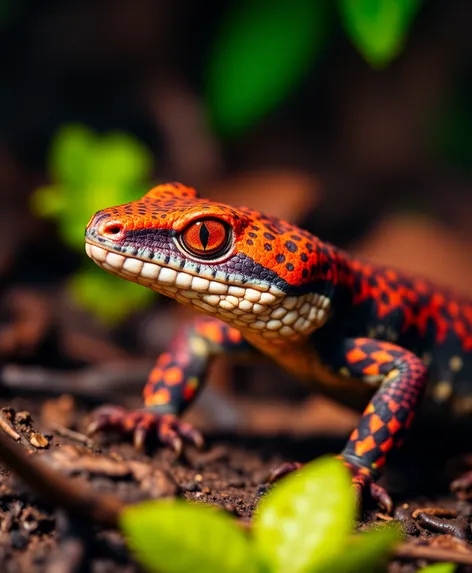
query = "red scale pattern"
xmin=341 ymin=258 xmax=472 ymax=351
xmin=341 ymin=338 xmax=427 ymax=475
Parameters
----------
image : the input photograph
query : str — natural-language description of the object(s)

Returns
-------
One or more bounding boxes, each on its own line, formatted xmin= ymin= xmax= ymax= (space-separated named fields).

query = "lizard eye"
xmin=181 ymin=218 xmax=230 ymax=258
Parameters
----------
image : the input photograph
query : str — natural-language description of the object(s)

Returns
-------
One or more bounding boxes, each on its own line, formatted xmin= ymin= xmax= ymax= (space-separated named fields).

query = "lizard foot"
xmin=265 ymin=459 xmax=393 ymax=514
xmin=86 ymin=404 xmax=203 ymax=454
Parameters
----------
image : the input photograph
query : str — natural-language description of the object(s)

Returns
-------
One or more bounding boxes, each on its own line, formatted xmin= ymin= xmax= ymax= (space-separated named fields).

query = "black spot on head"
xmin=286 ymin=262 xmax=295 ymax=272
xmin=302 ymin=269 xmax=308 ymax=278
xmin=249 ymin=232 xmax=257 ymax=238
xmin=300 ymin=252 xmax=308 ymax=262
xmin=252 ymin=225 xmax=260 ymax=231
xmin=264 ymin=243 xmax=272 ymax=251
xmin=305 ymin=243 xmax=313 ymax=252
xmin=247 ymin=239 xmax=254 ymax=246
xmin=276 ymin=254 xmax=286 ymax=263
xmin=291 ymin=235 xmax=301 ymax=241
xmin=285 ymin=241 xmax=298 ymax=253
xmin=161 ymin=214 xmax=167 ymax=218
xmin=264 ymin=232 xmax=276 ymax=241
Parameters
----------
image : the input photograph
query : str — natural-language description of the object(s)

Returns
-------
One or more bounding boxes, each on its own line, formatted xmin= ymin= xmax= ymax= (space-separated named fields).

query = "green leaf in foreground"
xmin=338 ymin=0 xmax=421 ymax=68
xmin=419 ymin=564 xmax=456 ymax=573
xmin=253 ymin=456 xmax=356 ymax=573
xmin=320 ymin=523 xmax=402 ymax=573
xmin=120 ymin=499 xmax=261 ymax=573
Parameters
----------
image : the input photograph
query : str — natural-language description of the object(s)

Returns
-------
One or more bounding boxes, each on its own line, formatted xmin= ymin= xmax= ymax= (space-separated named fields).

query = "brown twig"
xmin=393 ymin=542 xmax=472 ymax=565
xmin=0 ymin=361 xmax=153 ymax=402
xmin=0 ymin=411 xmax=21 ymax=441
xmin=412 ymin=507 xmax=457 ymax=519
xmin=0 ymin=430 xmax=124 ymax=529
xmin=50 ymin=424 xmax=95 ymax=447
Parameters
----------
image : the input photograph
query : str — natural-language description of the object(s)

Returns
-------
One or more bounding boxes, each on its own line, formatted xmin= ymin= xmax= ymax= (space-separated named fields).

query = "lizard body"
xmin=85 ymin=182 xmax=472 ymax=509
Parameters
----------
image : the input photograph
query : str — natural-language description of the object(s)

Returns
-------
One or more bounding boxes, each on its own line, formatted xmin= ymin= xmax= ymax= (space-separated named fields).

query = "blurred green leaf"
xmin=418 ymin=564 xmax=456 ymax=573
xmin=120 ymin=499 xmax=262 ymax=573
xmin=49 ymin=124 xmax=96 ymax=189
xmin=31 ymin=124 xmax=152 ymax=252
xmin=90 ymin=132 xmax=153 ymax=187
xmin=68 ymin=266 xmax=154 ymax=325
xmin=205 ymin=0 xmax=329 ymax=137
xmin=34 ymin=123 xmax=157 ymax=323
xmin=319 ymin=524 xmax=402 ymax=573
xmin=338 ymin=0 xmax=421 ymax=68
xmin=30 ymin=185 xmax=66 ymax=219
xmin=253 ymin=456 xmax=355 ymax=573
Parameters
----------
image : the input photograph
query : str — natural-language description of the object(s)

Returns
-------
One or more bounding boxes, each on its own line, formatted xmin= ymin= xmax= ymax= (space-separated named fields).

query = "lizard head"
xmin=85 ymin=183 xmax=334 ymax=339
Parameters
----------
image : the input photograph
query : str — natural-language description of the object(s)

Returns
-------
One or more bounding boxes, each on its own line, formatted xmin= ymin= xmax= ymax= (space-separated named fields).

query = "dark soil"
xmin=2 ymin=392 xmax=472 ymax=573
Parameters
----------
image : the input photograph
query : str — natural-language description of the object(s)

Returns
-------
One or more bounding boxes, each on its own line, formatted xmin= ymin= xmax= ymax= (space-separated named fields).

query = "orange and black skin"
xmin=85 ymin=183 xmax=472 ymax=511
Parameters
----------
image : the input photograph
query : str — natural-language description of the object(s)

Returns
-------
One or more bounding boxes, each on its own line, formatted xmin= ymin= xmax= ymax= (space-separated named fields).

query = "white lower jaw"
xmin=85 ymin=242 xmax=330 ymax=338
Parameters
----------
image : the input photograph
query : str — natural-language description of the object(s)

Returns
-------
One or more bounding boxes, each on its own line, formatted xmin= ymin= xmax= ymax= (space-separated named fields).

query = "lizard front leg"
xmin=270 ymin=337 xmax=428 ymax=513
xmin=88 ymin=315 xmax=254 ymax=452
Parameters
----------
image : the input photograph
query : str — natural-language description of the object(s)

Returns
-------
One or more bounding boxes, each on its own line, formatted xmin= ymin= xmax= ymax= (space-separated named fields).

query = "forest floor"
xmin=1 ymin=388 xmax=472 ymax=572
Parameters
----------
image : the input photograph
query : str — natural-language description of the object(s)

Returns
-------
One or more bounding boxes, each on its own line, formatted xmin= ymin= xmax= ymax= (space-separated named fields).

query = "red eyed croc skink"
xmin=85 ymin=182 xmax=472 ymax=512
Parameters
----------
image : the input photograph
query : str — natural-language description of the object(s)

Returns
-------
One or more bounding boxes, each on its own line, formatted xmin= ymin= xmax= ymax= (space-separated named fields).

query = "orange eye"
xmin=181 ymin=219 xmax=230 ymax=258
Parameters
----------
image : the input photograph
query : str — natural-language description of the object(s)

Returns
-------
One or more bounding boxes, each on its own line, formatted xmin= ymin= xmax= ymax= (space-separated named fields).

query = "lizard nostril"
xmin=103 ymin=222 xmax=124 ymax=236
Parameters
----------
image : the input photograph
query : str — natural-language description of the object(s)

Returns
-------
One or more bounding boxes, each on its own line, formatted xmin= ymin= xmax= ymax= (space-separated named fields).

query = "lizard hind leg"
xmin=266 ymin=337 xmax=428 ymax=513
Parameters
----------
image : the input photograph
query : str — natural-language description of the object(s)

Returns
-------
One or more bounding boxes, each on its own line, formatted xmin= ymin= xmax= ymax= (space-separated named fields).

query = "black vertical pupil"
xmin=199 ymin=222 xmax=210 ymax=250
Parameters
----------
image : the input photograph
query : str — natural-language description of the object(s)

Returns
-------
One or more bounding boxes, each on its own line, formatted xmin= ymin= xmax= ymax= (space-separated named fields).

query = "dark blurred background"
xmin=2 ymin=0 xmax=472 ymax=436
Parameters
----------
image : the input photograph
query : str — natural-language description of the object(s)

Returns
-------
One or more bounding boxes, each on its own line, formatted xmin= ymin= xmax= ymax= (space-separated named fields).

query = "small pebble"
xmin=29 ymin=433 xmax=49 ymax=448
xmin=182 ymin=481 xmax=201 ymax=492
xmin=10 ymin=531 xmax=28 ymax=550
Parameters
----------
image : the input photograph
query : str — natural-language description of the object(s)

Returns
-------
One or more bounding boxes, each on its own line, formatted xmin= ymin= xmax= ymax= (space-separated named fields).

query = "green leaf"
xmin=205 ymin=0 xmax=329 ymax=137
xmin=419 ymin=564 xmax=456 ymax=573
xmin=68 ymin=267 xmax=155 ymax=325
xmin=30 ymin=185 xmax=67 ymax=218
xmin=90 ymin=132 xmax=153 ymax=186
xmin=338 ymin=0 xmax=421 ymax=68
xmin=320 ymin=524 xmax=402 ymax=573
xmin=120 ymin=499 xmax=261 ymax=573
xmin=49 ymin=124 xmax=96 ymax=187
xmin=253 ymin=456 xmax=356 ymax=573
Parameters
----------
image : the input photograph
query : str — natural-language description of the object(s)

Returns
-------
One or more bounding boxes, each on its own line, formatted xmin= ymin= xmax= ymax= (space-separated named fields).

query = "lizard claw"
xmin=87 ymin=404 xmax=204 ymax=453
xmin=346 ymin=461 xmax=394 ymax=515
xmin=369 ymin=482 xmax=393 ymax=515
xmin=264 ymin=458 xmax=393 ymax=514
xmin=266 ymin=461 xmax=303 ymax=483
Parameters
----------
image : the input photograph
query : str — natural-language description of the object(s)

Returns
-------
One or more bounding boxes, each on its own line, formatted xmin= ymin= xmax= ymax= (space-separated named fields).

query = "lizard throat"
xmin=85 ymin=242 xmax=331 ymax=339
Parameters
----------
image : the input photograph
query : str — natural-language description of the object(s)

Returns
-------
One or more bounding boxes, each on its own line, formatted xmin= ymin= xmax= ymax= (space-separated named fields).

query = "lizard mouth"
xmin=85 ymin=241 xmax=331 ymax=338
